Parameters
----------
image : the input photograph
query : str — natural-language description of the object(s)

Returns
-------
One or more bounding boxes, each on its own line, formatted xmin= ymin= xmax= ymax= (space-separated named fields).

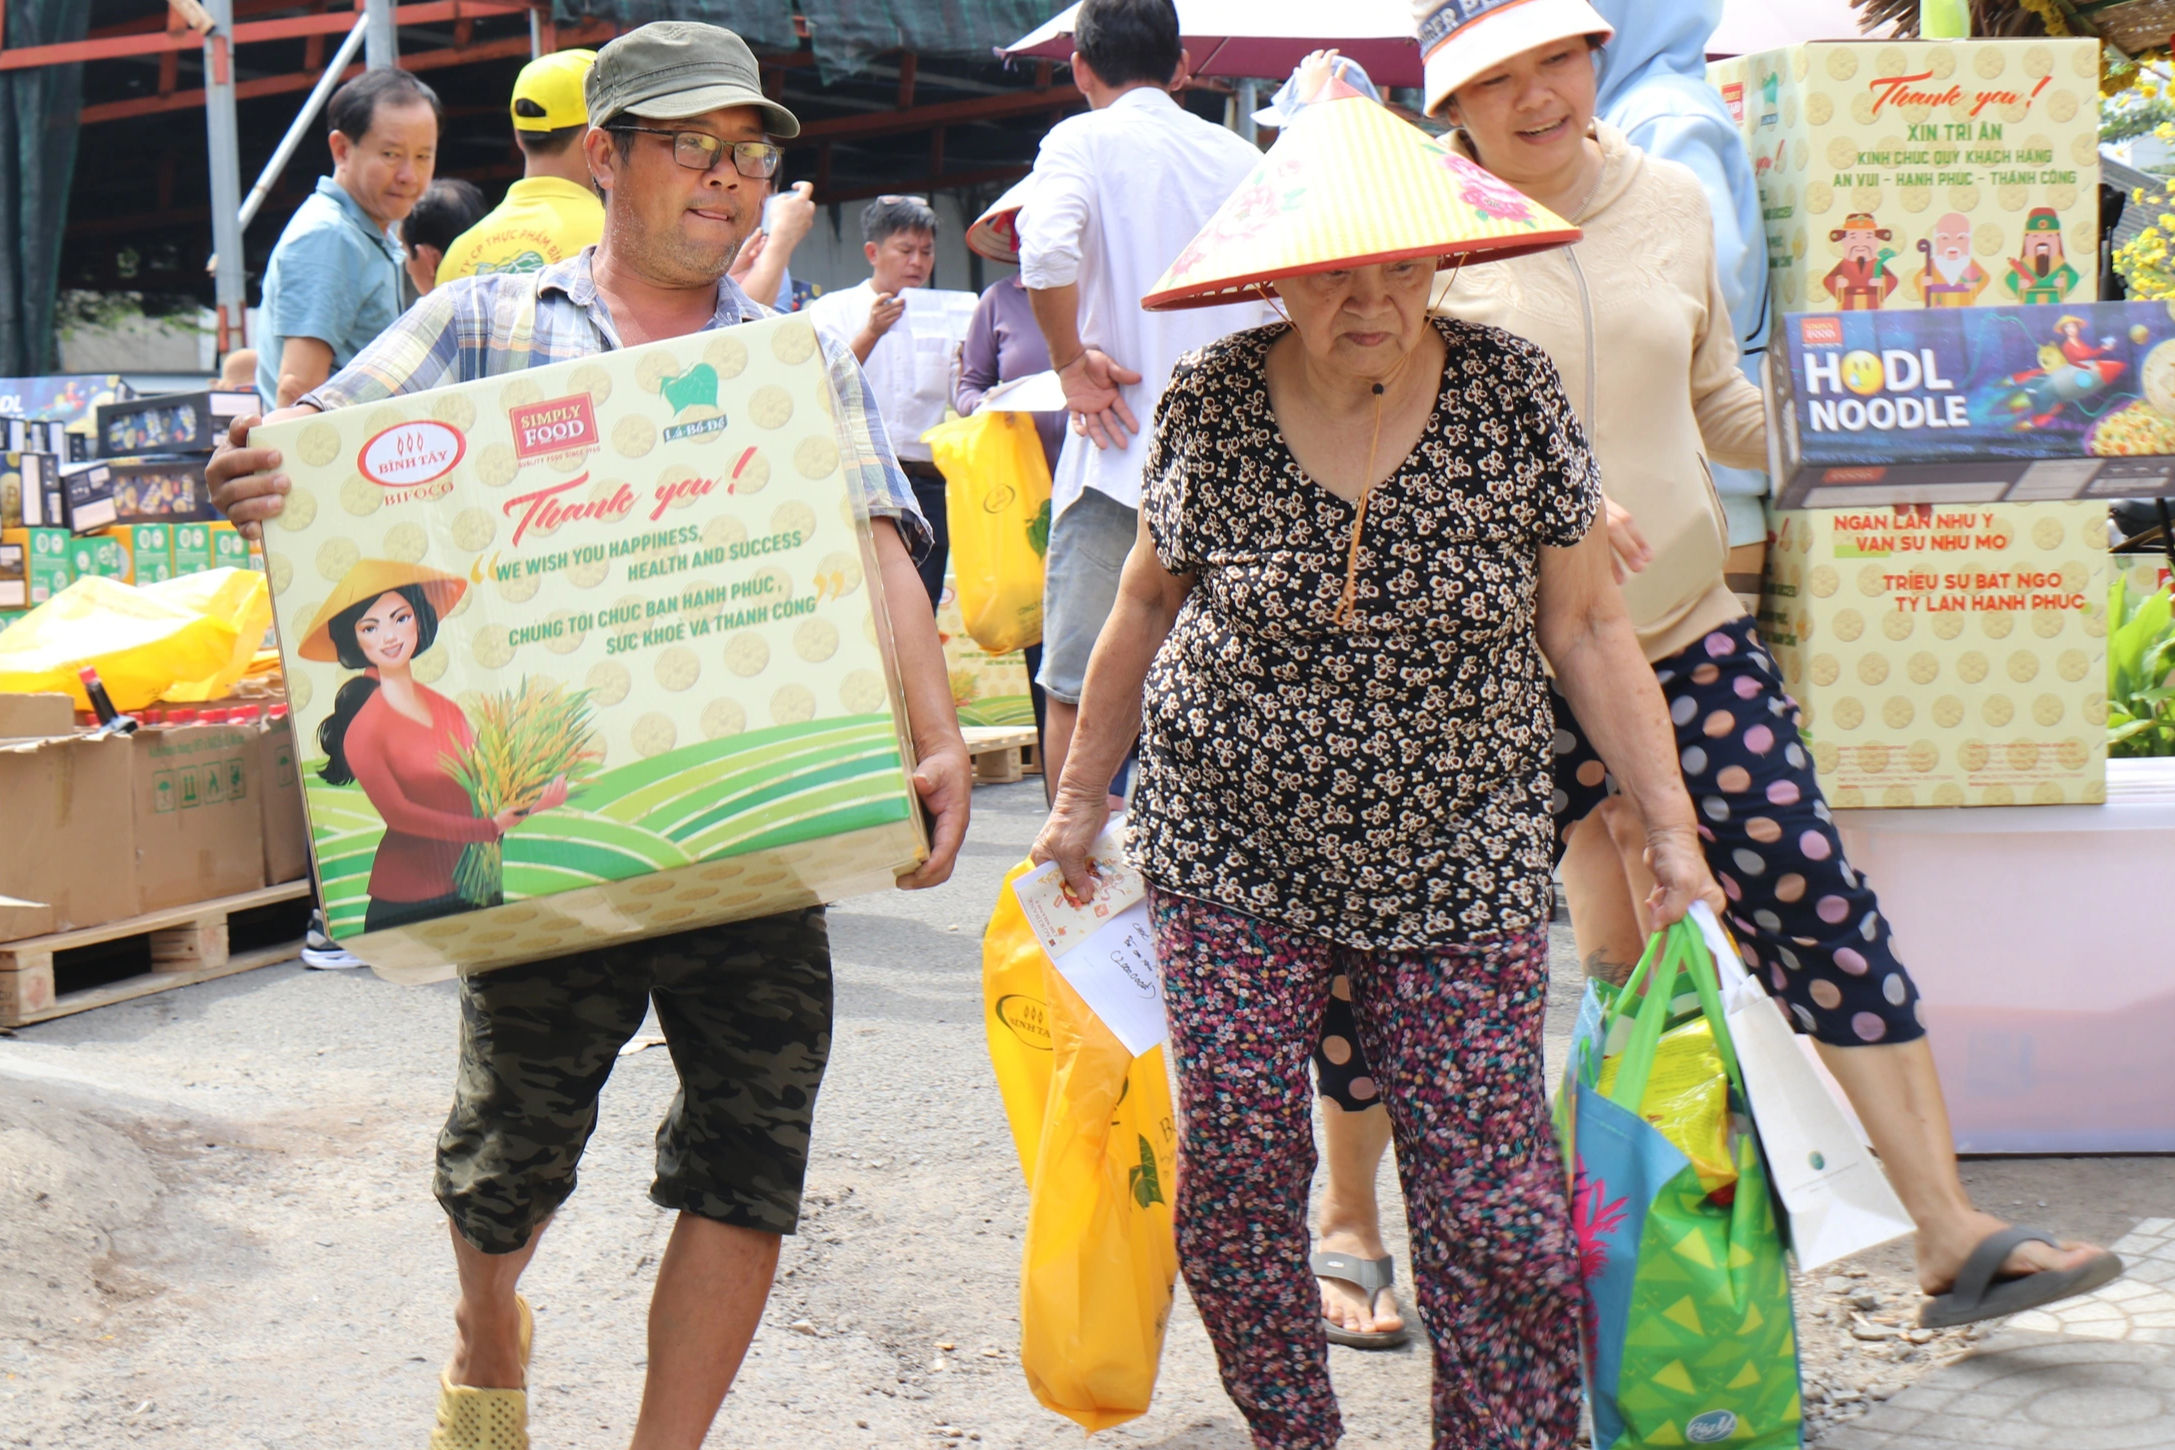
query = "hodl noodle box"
xmin=1760 ymin=501 xmax=2109 ymax=808
xmin=1768 ymin=303 xmax=2175 ymax=509
xmin=250 ymin=313 xmax=927 ymax=982
xmin=1707 ymin=39 xmax=2099 ymax=317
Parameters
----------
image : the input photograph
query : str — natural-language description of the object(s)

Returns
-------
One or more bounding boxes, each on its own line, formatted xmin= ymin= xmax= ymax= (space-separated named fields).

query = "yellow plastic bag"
xmin=984 ymin=860 xmax=1055 ymax=1184
xmin=1597 ymin=1014 xmax=1737 ymax=1197
xmin=0 ymin=567 xmax=270 ymax=710
xmin=925 ymin=412 xmax=1052 ymax=656
xmin=982 ymin=864 xmax=1179 ymax=1432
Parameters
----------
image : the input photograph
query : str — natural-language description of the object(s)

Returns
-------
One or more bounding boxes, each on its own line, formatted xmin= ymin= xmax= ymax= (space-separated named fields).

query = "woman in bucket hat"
xmin=1395 ymin=0 xmax=2124 ymax=1331
xmin=304 ymin=559 xmax=569 ymax=932
xmin=1033 ymin=74 xmax=1720 ymax=1449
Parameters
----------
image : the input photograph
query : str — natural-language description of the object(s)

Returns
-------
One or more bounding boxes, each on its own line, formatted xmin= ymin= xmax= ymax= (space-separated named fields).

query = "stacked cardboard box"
xmin=0 ymin=696 xmax=309 ymax=939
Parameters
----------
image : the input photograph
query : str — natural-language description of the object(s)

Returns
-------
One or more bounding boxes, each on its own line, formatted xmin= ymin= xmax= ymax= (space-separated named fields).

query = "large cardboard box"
xmin=130 ymin=720 xmax=264 ymax=912
xmin=0 ymin=691 xmax=75 ymax=736
xmin=255 ymin=715 xmax=311 ymax=885
xmin=1761 ymin=500 xmax=2110 ymax=807
xmin=1710 ymin=39 xmax=2100 ymax=316
xmin=252 ymin=313 xmax=927 ymax=980
xmin=0 ymin=733 xmax=136 ymax=931
xmin=1767 ymin=303 xmax=2175 ymax=509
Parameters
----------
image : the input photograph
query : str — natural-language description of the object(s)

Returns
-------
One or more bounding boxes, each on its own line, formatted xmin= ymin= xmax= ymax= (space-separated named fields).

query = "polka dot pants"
xmin=1154 ymin=889 xmax=1583 ymax=1450
xmin=1549 ymin=616 xmax=1926 ymax=1046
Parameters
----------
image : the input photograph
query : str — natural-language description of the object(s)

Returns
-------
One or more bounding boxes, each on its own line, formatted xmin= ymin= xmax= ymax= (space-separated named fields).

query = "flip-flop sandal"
xmin=1918 ymin=1226 xmax=2126 ymax=1330
xmin=430 ymin=1294 xmax=534 ymax=1450
xmin=1311 ymin=1249 xmax=1412 ymax=1350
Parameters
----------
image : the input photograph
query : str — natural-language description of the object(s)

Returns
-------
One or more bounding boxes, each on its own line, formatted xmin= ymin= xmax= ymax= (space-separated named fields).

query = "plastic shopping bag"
xmin=1689 ymin=906 xmax=1913 ymax=1272
xmin=984 ymin=859 xmax=1056 ymax=1186
xmin=979 ymin=846 xmax=1178 ymax=1432
xmin=1559 ymin=917 xmax=1803 ymax=1450
xmin=925 ymin=411 xmax=1052 ymax=656
xmin=0 ymin=568 xmax=270 ymax=710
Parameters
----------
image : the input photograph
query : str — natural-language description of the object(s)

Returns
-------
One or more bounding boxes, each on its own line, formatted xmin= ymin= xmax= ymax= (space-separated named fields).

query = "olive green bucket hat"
xmin=586 ymin=21 xmax=800 ymax=138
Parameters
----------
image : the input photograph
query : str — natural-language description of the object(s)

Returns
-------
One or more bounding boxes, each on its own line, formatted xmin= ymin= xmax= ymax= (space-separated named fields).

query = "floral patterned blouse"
xmin=1130 ymin=319 xmax=1601 ymax=949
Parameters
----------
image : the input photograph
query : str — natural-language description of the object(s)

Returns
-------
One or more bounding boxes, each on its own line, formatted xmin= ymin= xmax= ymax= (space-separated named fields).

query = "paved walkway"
xmin=1825 ymin=1221 xmax=2175 ymax=1448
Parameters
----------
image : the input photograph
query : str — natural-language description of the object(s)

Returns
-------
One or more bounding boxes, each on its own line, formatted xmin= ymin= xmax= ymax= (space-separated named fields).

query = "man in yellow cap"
xmin=435 ymin=48 xmax=605 ymax=283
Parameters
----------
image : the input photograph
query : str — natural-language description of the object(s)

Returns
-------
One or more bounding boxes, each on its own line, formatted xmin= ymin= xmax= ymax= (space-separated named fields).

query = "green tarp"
xmin=553 ymin=0 xmax=1066 ymax=81
xmin=0 ymin=0 xmax=88 ymax=376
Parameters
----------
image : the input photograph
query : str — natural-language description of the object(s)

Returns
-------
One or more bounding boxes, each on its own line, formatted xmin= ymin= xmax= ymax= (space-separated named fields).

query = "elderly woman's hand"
xmin=1030 ymin=785 xmax=1111 ymax=902
xmin=1641 ymin=824 xmax=1725 ymax=927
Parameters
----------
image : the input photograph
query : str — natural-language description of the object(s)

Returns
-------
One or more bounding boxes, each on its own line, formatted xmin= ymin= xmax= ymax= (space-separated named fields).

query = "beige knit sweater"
xmin=1436 ymin=123 xmax=1766 ymax=664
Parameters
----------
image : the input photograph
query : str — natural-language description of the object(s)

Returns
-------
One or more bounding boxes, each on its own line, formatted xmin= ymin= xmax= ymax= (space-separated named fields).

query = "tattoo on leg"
xmin=1583 ymin=950 xmax=1636 ymax=988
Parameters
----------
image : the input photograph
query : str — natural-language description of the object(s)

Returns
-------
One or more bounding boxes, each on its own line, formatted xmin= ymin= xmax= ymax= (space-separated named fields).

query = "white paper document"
xmin=973 ymin=370 xmax=1067 ymax=414
xmin=1009 ymin=817 xmax=1167 ymax=1056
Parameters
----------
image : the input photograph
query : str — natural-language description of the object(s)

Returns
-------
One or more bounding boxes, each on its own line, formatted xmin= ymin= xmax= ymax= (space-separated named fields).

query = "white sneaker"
xmin=301 ymin=911 xmax=365 ymax=970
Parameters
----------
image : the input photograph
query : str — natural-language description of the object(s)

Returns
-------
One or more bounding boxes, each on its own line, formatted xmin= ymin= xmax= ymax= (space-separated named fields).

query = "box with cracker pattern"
xmin=1761 ymin=500 xmax=2110 ymax=807
xmin=251 ymin=313 xmax=927 ymax=981
xmin=1709 ymin=39 xmax=2099 ymax=318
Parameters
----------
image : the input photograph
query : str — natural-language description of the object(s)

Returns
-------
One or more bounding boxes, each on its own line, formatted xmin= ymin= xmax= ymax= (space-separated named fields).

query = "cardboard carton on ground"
xmin=1761 ymin=500 xmax=2110 ymax=807
xmin=255 ymin=715 xmax=311 ymax=886
xmin=129 ymin=720 xmax=265 ymax=912
xmin=1709 ymin=39 xmax=2100 ymax=316
xmin=1767 ymin=303 xmax=2175 ymax=509
xmin=252 ymin=313 xmax=927 ymax=981
xmin=0 ymin=733 xmax=136 ymax=931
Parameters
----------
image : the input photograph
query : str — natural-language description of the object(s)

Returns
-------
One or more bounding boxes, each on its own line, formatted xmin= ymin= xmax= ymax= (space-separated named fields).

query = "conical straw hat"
xmin=967 ymin=178 xmax=1032 ymax=265
xmin=298 ymin=558 xmax=468 ymax=662
xmin=1143 ymin=86 xmax=1578 ymax=312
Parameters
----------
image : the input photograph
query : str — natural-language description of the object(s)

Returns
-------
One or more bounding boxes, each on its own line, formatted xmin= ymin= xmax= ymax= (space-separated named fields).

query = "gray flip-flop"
xmin=1918 ymin=1225 xmax=2126 ymax=1329
xmin=1311 ymin=1249 xmax=1412 ymax=1349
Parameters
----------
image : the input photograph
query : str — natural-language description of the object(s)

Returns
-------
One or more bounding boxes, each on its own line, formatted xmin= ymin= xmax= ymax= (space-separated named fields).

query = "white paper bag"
xmin=1010 ymin=815 xmax=1167 ymax=1056
xmin=1691 ymin=904 xmax=1915 ymax=1272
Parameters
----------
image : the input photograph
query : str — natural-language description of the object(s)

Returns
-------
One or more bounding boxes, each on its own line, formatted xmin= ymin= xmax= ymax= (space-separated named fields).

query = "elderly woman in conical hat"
xmin=1030 ymin=75 xmax=1720 ymax=1449
xmin=1403 ymin=0 xmax=2122 ymax=1332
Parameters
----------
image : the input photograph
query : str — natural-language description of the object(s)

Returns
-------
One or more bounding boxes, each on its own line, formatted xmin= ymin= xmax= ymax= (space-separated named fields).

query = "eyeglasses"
xmin=607 ymin=125 xmax=783 ymax=179
xmin=877 ymin=194 xmax=929 ymax=205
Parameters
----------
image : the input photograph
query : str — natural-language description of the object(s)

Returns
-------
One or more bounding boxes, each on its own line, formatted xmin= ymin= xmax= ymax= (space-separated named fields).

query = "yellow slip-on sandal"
xmin=429 ymin=1295 xmax=534 ymax=1450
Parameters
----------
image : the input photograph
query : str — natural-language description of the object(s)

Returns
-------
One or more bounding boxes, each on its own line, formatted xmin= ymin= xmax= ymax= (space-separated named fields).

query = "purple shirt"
xmin=954 ymin=277 xmax=1064 ymax=470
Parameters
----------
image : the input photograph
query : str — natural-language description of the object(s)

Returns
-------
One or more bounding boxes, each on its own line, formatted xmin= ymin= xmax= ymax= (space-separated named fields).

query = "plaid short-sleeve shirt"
xmin=302 ymin=249 xmax=930 ymax=559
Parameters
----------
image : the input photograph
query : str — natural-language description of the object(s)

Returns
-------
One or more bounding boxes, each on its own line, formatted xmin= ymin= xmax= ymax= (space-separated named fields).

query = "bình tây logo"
xmin=510 ymin=393 xmax=600 ymax=462
xmin=1800 ymin=317 xmax=1844 ymax=347
xmin=360 ymin=420 xmax=466 ymax=489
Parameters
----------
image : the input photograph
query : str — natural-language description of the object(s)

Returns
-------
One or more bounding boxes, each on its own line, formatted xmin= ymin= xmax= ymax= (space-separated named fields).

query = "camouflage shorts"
xmin=434 ymin=907 xmax=832 ymax=1255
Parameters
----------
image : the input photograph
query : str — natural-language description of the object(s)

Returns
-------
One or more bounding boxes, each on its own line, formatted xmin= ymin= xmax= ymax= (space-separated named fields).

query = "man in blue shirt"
xmin=256 ymin=68 xmax=440 ymax=407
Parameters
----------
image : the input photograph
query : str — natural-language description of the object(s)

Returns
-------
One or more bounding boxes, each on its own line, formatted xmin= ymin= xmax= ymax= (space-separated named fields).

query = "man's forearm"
xmin=872 ymin=521 xmax=966 ymax=761
xmin=273 ymin=337 xmax=335 ymax=409
xmin=1027 ymin=283 xmax=1085 ymax=371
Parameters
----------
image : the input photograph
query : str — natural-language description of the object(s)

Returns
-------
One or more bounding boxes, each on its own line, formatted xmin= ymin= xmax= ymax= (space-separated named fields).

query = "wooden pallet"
xmin=0 ymin=880 xmax=311 ymax=1028
xmin=962 ymin=725 xmax=1040 ymax=785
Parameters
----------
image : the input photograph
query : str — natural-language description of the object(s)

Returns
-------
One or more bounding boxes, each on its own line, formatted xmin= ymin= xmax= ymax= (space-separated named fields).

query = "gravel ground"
xmin=2 ymin=777 xmax=2166 ymax=1449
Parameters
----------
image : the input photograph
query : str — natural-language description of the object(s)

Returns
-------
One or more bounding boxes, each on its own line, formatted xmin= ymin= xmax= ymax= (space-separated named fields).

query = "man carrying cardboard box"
xmin=205 ymin=22 xmax=971 ymax=1450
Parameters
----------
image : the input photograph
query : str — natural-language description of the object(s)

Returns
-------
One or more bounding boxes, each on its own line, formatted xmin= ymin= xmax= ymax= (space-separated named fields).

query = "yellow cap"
xmin=1144 ymin=83 xmax=1578 ymax=311
xmin=511 ymin=48 xmax=597 ymax=133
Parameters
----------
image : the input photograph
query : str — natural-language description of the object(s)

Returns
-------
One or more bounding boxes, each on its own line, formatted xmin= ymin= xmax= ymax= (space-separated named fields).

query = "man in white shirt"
xmin=1019 ymin=0 xmax=1268 ymax=792
xmin=806 ymin=196 xmax=978 ymax=608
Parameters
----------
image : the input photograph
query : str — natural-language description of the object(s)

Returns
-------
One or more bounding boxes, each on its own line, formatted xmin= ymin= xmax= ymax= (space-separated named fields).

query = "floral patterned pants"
xmin=1149 ymin=889 xmax=1583 ymax=1450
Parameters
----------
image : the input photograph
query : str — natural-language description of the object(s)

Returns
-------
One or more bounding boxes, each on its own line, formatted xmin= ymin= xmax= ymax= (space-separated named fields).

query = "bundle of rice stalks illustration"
xmin=442 ymin=678 xmax=603 ymax=905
